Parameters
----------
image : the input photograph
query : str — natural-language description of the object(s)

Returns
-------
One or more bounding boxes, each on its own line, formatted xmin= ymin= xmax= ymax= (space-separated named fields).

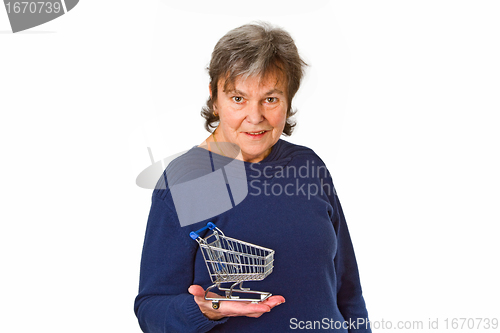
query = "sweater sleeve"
xmin=134 ymin=190 xmax=228 ymax=333
xmin=331 ymin=193 xmax=372 ymax=333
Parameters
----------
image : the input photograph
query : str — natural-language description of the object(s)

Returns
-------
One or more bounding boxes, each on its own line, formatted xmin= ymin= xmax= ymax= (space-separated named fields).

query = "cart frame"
xmin=190 ymin=222 xmax=274 ymax=309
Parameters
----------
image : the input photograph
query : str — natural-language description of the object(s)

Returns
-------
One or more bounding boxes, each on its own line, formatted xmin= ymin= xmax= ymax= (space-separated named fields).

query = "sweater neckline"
xmin=193 ymin=139 xmax=290 ymax=163
xmin=191 ymin=139 xmax=293 ymax=178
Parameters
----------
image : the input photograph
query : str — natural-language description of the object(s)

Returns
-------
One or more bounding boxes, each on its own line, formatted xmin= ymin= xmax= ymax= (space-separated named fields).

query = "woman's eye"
xmin=266 ymin=97 xmax=278 ymax=103
xmin=232 ymin=96 xmax=243 ymax=103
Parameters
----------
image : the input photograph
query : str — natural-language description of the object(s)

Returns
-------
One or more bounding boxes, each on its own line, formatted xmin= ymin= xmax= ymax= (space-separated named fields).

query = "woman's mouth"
xmin=245 ymin=130 xmax=268 ymax=138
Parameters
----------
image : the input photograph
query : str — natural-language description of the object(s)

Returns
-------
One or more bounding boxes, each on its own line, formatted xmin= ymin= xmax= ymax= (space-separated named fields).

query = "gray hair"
xmin=201 ymin=22 xmax=307 ymax=136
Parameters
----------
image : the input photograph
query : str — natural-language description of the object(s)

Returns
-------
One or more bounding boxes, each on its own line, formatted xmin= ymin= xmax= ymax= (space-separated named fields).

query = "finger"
xmin=188 ymin=285 xmax=213 ymax=309
xmin=232 ymin=296 xmax=285 ymax=317
xmin=262 ymin=295 xmax=286 ymax=308
xmin=218 ymin=300 xmax=272 ymax=317
xmin=188 ymin=285 xmax=205 ymax=297
xmin=188 ymin=285 xmax=223 ymax=300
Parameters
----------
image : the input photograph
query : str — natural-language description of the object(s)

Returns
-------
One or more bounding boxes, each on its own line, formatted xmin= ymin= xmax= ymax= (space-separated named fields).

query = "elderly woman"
xmin=135 ymin=23 xmax=371 ymax=332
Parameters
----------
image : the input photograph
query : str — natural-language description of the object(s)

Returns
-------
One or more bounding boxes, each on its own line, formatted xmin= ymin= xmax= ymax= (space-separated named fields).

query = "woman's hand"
xmin=188 ymin=285 xmax=285 ymax=321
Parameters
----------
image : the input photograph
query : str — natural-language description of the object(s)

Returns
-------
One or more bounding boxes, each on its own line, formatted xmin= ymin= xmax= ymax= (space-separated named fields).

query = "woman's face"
xmin=212 ymin=72 xmax=288 ymax=163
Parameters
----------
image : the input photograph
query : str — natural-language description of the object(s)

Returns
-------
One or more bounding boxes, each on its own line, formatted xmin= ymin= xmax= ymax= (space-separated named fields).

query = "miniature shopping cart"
xmin=190 ymin=222 xmax=275 ymax=309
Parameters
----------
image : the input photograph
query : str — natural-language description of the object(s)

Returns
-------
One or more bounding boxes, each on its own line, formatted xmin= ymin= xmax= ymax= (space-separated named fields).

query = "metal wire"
xmin=197 ymin=228 xmax=274 ymax=285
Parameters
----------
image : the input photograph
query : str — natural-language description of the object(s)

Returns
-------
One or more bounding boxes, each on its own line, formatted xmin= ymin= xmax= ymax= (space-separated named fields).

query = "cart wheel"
xmin=212 ymin=301 xmax=220 ymax=310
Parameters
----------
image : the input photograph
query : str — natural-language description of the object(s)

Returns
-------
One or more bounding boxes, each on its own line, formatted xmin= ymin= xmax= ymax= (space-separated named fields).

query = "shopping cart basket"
xmin=190 ymin=222 xmax=275 ymax=309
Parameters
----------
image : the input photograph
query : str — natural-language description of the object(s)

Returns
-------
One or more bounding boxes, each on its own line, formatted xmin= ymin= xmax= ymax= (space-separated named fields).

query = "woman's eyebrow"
xmin=224 ymin=89 xmax=247 ymax=96
xmin=224 ymin=88 xmax=284 ymax=96
xmin=264 ymin=89 xmax=285 ymax=96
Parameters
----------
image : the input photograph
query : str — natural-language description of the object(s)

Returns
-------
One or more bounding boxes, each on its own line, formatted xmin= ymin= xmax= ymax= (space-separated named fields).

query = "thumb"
xmin=188 ymin=285 xmax=206 ymax=297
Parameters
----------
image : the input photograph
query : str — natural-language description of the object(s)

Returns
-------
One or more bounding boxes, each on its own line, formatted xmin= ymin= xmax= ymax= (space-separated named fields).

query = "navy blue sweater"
xmin=134 ymin=139 xmax=371 ymax=332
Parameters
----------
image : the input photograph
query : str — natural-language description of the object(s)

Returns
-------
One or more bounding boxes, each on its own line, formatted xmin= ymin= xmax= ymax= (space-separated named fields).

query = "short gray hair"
xmin=201 ymin=22 xmax=307 ymax=136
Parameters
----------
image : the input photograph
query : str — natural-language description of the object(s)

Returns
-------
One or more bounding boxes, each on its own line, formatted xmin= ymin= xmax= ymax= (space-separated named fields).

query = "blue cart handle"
xmin=190 ymin=222 xmax=216 ymax=240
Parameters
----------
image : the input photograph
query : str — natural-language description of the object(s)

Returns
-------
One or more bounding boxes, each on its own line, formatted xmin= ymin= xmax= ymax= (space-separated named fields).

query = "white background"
xmin=1 ymin=1 xmax=499 ymax=332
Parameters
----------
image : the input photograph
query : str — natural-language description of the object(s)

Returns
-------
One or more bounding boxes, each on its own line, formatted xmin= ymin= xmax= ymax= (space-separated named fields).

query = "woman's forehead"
xmin=219 ymin=71 xmax=287 ymax=94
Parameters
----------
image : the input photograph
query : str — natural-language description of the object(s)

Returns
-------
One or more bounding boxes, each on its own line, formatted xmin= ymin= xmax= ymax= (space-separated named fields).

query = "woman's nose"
xmin=245 ymin=102 xmax=264 ymax=124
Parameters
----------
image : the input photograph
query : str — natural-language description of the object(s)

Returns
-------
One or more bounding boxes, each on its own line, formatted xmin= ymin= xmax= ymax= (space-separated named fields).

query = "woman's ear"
xmin=210 ymin=83 xmax=218 ymax=111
